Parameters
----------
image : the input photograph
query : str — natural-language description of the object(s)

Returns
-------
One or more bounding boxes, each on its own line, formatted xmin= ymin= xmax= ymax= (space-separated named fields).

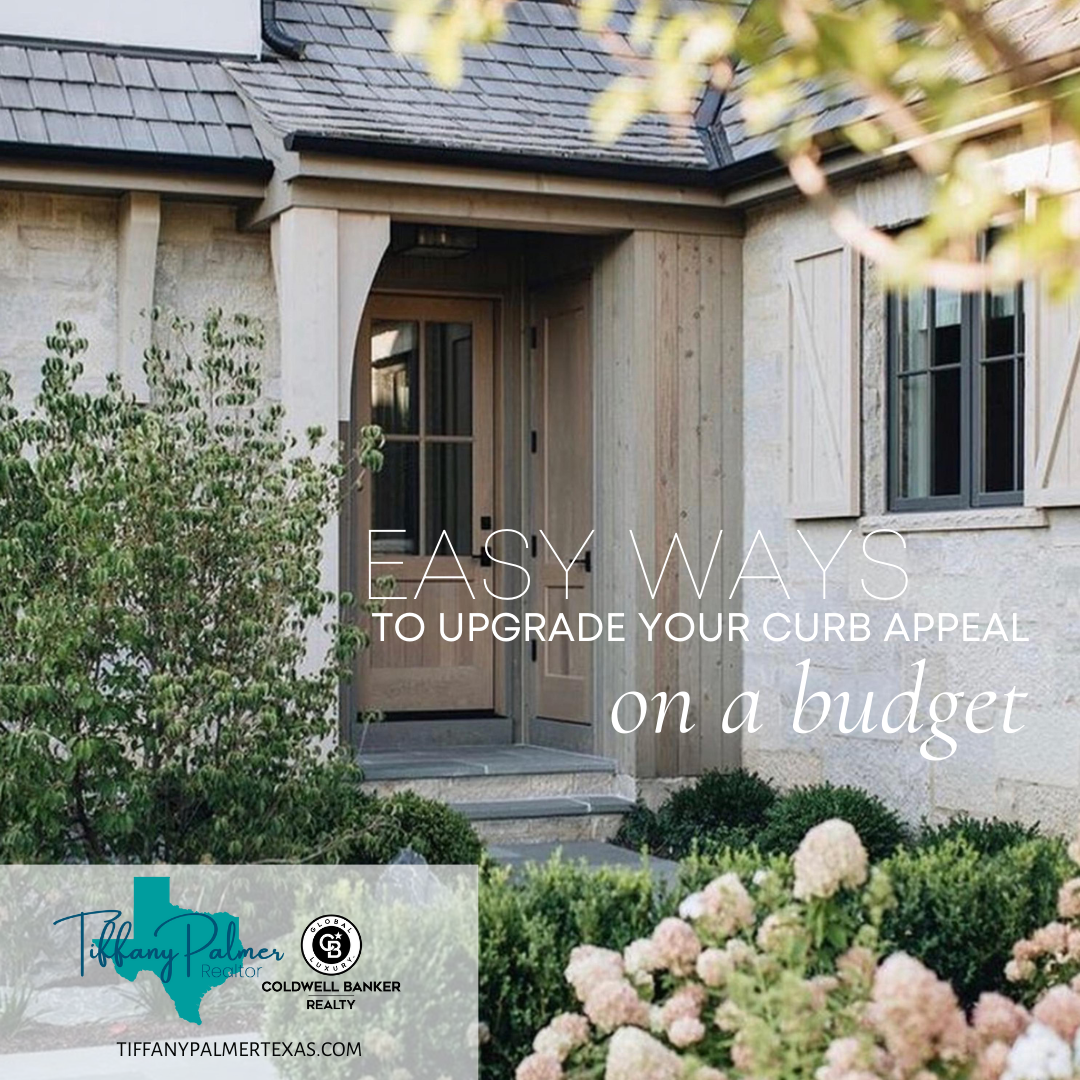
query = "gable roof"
xmin=224 ymin=0 xmax=711 ymax=173
xmin=0 ymin=41 xmax=268 ymax=172
xmin=0 ymin=0 xmax=713 ymax=181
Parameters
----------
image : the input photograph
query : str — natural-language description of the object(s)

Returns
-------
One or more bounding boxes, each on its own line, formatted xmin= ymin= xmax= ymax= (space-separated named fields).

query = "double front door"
xmin=356 ymin=283 xmax=593 ymax=725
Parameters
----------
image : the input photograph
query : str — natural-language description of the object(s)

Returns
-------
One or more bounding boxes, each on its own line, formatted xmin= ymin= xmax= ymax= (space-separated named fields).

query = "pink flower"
xmin=565 ymin=945 xmax=624 ymax=1003
xmin=584 ymin=980 xmax=650 ymax=1033
xmin=1032 ymin=986 xmax=1080 ymax=1042
xmin=651 ymin=918 xmax=702 ymax=976
xmin=793 ymin=820 xmax=869 ymax=900
xmin=533 ymin=1013 xmax=591 ymax=1061
xmin=697 ymin=947 xmax=732 ymax=988
xmin=975 ymin=1041 xmax=1011 ymax=1080
xmin=516 ymin=1053 xmax=563 ymax=1080
xmin=1006 ymin=958 xmax=1036 ymax=983
xmin=698 ymin=873 xmax=756 ymax=938
xmin=866 ymin=953 xmax=971 ymax=1072
xmin=1059 ymin=879 xmax=1080 ymax=920
xmin=1031 ymin=923 xmax=1070 ymax=957
xmin=623 ymin=938 xmax=659 ymax=984
xmin=659 ymin=985 xmax=705 ymax=1033
xmin=837 ymin=945 xmax=877 ymax=989
xmin=604 ymin=1027 xmax=683 ymax=1080
xmin=668 ymin=1016 xmax=706 ymax=1048
xmin=692 ymin=1069 xmax=727 ymax=1080
xmin=973 ymin=994 xmax=1030 ymax=1045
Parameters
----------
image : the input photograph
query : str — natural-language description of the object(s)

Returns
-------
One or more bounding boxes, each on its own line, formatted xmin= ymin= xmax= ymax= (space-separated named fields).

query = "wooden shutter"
xmin=1026 ymin=264 xmax=1080 ymax=507
xmin=787 ymin=245 xmax=861 ymax=518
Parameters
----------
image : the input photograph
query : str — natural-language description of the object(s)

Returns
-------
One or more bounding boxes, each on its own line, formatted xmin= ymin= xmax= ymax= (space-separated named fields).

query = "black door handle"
xmin=572 ymin=551 xmax=592 ymax=574
xmin=472 ymin=549 xmax=493 ymax=568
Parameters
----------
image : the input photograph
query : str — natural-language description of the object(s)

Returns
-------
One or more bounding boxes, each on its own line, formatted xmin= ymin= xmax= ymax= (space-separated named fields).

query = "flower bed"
xmin=512 ymin=819 xmax=1080 ymax=1080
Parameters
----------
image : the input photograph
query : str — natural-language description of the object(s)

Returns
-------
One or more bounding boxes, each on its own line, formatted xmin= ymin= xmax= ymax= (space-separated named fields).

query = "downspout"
xmin=262 ymin=0 xmax=306 ymax=59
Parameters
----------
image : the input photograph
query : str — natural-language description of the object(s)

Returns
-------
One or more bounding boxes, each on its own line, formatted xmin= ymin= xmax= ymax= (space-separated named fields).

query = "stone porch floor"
xmin=358 ymin=743 xmax=616 ymax=780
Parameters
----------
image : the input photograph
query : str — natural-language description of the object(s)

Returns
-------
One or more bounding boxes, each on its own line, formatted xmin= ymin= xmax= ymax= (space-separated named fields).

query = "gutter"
xmin=0 ymin=140 xmax=274 ymax=183
xmin=262 ymin=0 xmax=306 ymax=60
xmin=284 ymin=132 xmax=719 ymax=188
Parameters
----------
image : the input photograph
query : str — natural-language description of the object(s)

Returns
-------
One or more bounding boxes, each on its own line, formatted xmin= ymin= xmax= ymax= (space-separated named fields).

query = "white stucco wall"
xmin=0 ymin=191 xmax=279 ymax=408
xmin=1 ymin=0 xmax=261 ymax=57
xmin=740 ymin=168 xmax=1080 ymax=833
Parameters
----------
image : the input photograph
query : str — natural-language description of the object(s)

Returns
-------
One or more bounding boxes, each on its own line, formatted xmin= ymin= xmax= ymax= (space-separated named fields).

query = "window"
xmin=370 ymin=318 xmax=475 ymax=556
xmin=888 ymin=235 xmax=1025 ymax=510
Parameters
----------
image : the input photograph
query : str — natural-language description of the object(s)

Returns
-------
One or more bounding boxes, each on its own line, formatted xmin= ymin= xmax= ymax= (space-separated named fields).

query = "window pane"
xmin=899 ymin=374 xmax=930 ymax=499
xmin=371 ymin=320 xmax=419 ymax=435
xmin=986 ymin=288 xmax=1018 ymax=358
xmin=373 ymin=441 xmax=419 ymax=555
xmin=931 ymin=367 xmax=962 ymax=495
xmin=426 ymin=322 xmax=473 ymax=436
xmin=933 ymin=290 xmax=961 ymax=366
xmin=425 ymin=443 xmax=472 ymax=556
xmin=898 ymin=290 xmax=928 ymax=372
xmin=982 ymin=359 xmax=1018 ymax=493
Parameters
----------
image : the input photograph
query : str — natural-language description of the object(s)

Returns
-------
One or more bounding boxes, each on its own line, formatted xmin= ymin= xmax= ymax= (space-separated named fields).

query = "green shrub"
xmin=357 ymin=790 xmax=484 ymax=864
xmin=612 ymin=800 xmax=661 ymax=852
xmin=0 ymin=315 xmax=385 ymax=864
xmin=757 ymin=782 xmax=908 ymax=861
xmin=615 ymin=769 xmax=777 ymax=859
xmin=918 ymin=814 xmax=1042 ymax=855
xmin=479 ymin=858 xmax=674 ymax=1080
xmin=882 ymin=835 xmax=1070 ymax=1006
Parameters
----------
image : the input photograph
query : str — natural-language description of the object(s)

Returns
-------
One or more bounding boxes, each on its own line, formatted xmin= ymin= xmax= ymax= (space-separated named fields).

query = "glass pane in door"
xmin=425 ymin=443 xmax=473 ymax=555
xmin=371 ymin=320 xmax=419 ymax=435
xmin=372 ymin=441 xmax=420 ymax=555
xmin=426 ymin=322 xmax=473 ymax=436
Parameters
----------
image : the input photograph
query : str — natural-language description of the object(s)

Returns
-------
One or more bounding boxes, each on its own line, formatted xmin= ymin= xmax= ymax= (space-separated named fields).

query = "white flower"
xmin=793 ymin=819 xmax=869 ymax=901
xmin=679 ymin=892 xmax=707 ymax=920
xmin=604 ymin=1026 xmax=683 ymax=1080
xmin=624 ymin=938 xmax=659 ymax=985
xmin=1003 ymin=1022 xmax=1073 ymax=1080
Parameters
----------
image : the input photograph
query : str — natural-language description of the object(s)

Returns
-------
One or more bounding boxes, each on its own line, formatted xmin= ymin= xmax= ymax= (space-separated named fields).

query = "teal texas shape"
xmin=92 ymin=877 xmax=241 ymax=1025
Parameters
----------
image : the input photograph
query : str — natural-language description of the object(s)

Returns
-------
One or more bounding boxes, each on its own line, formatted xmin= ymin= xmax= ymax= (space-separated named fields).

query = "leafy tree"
xmin=393 ymin=0 xmax=1080 ymax=292
xmin=0 ymin=313 xmax=385 ymax=863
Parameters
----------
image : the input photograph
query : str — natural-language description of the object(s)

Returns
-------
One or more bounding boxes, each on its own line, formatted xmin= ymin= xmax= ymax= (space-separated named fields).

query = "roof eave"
xmin=0 ymin=141 xmax=274 ymax=183
xmin=283 ymin=131 xmax=719 ymax=188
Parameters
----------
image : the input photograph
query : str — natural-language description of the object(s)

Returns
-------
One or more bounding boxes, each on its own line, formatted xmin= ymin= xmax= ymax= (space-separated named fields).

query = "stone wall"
xmin=155 ymin=201 xmax=280 ymax=391
xmin=739 ymin=168 xmax=1080 ymax=833
xmin=0 ymin=190 xmax=119 ymax=405
xmin=0 ymin=190 xmax=278 ymax=407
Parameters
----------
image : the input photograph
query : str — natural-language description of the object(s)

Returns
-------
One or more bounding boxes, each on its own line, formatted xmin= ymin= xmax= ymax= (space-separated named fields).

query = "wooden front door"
xmin=358 ymin=295 xmax=496 ymax=714
xmin=531 ymin=278 xmax=593 ymax=723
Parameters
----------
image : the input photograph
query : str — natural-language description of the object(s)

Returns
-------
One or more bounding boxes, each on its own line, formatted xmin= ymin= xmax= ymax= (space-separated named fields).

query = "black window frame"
xmin=887 ymin=236 xmax=1025 ymax=512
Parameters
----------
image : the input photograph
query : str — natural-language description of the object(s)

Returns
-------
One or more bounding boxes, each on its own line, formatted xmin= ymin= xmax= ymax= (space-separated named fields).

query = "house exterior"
xmin=3 ymin=0 xmax=1080 ymax=830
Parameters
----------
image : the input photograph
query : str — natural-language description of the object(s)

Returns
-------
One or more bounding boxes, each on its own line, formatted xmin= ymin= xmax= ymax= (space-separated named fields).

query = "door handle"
xmin=572 ymin=551 xmax=592 ymax=574
xmin=472 ymin=549 xmax=493 ymax=568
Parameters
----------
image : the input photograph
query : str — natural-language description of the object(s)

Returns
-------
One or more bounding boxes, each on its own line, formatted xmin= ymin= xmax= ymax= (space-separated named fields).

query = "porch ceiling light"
xmin=391 ymin=223 xmax=479 ymax=258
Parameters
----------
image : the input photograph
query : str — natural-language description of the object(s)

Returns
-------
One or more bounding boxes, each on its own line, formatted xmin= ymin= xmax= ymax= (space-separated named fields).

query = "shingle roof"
xmin=223 ymin=0 xmax=710 ymax=170
xmin=6 ymin=0 xmax=1077 ymax=181
xmin=712 ymin=0 xmax=1080 ymax=166
xmin=0 ymin=42 xmax=266 ymax=165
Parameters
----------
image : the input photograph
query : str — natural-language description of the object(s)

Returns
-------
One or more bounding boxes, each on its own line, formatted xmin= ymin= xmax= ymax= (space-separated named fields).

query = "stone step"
xmin=360 ymin=744 xmax=631 ymax=803
xmin=450 ymin=795 xmax=636 ymax=844
xmin=358 ymin=716 xmax=512 ymax=751
xmin=364 ymin=771 xmax=626 ymax=802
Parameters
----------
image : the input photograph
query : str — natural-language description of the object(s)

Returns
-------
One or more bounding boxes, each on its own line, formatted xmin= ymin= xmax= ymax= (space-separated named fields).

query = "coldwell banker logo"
xmin=53 ymin=876 xmax=284 ymax=1025
xmin=301 ymin=915 xmax=362 ymax=975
